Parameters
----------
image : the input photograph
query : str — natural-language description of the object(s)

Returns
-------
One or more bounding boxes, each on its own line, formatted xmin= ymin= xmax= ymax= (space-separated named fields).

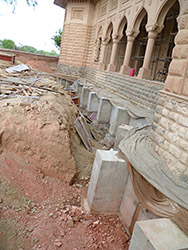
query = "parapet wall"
xmin=0 ymin=48 xmax=59 ymax=68
xmin=84 ymin=68 xmax=164 ymax=111
xmin=58 ymin=63 xmax=164 ymax=111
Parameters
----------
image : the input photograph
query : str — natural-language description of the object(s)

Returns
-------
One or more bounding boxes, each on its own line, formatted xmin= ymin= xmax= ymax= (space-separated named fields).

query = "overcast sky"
xmin=0 ymin=0 xmax=65 ymax=53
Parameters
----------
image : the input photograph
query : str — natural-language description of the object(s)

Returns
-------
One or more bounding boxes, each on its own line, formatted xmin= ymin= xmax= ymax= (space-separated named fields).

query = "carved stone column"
xmin=107 ymin=34 xmax=122 ymax=72
xmin=119 ymin=30 xmax=138 ymax=75
xmin=138 ymin=24 xmax=163 ymax=79
xmin=98 ymin=38 xmax=109 ymax=70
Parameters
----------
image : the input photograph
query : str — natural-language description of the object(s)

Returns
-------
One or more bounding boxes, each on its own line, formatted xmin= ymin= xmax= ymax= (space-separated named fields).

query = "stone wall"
xmin=57 ymin=63 xmax=85 ymax=77
xmin=165 ymin=5 xmax=188 ymax=96
xmin=150 ymin=90 xmax=188 ymax=179
xmin=0 ymin=48 xmax=58 ymax=68
xmin=59 ymin=23 xmax=94 ymax=67
xmin=57 ymin=64 xmax=164 ymax=110
xmin=85 ymin=67 xmax=164 ymax=111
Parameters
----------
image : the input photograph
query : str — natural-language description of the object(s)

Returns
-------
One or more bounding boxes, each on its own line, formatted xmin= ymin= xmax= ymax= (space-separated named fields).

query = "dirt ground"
xmin=0 ymin=150 xmax=130 ymax=250
xmin=0 ymin=59 xmax=130 ymax=249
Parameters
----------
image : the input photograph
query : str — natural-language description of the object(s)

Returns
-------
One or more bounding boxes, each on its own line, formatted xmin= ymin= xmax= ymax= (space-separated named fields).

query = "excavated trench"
xmin=0 ymin=62 xmax=129 ymax=249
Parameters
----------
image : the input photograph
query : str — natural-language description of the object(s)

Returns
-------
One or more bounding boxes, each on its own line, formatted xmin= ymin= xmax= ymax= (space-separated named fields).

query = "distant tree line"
xmin=0 ymin=39 xmax=59 ymax=57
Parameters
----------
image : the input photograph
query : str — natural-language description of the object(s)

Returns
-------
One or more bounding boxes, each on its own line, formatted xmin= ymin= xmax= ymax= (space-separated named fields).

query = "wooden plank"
xmin=75 ymin=117 xmax=92 ymax=152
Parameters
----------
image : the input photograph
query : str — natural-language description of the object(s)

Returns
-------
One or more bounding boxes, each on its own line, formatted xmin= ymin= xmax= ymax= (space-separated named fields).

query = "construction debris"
xmin=5 ymin=63 xmax=30 ymax=73
xmin=0 ymin=68 xmax=80 ymax=183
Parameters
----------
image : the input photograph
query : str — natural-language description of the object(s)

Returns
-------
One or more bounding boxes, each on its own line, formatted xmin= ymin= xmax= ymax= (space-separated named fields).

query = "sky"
xmin=0 ymin=0 xmax=65 ymax=53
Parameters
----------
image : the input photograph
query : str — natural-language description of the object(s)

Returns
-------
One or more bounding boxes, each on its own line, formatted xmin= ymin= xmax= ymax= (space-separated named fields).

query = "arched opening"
xmin=151 ymin=1 xmax=179 ymax=82
xmin=115 ymin=19 xmax=127 ymax=72
xmin=130 ymin=14 xmax=148 ymax=76
xmin=104 ymin=23 xmax=113 ymax=70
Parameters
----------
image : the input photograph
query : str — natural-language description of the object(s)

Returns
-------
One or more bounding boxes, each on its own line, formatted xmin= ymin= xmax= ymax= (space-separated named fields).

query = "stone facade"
xmin=150 ymin=90 xmax=188 ymax=180
xmin=55 ymin=0 xmax=188 ymax=159
xmin=58 ymin=64 xmax=163 ymax=110
xmin=55 ymin=0 xmax=188 ymax=237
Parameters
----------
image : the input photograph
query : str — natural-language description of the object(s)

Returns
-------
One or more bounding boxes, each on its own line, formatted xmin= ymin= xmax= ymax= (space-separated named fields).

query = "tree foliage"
xmin=0 ymin=39 xmax=59 ymax=57
xmin=1 ymin=39 xmax=15 ymax=49
xmin=3 ymin=0 xmax=38 ymax=12
xmin=52 ymin=29 xmax=62 ymax=49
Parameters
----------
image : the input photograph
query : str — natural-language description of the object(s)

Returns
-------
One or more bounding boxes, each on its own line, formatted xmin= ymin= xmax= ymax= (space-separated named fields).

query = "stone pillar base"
xmin=129 ymin=219 xmax=188 ymax=250
xmin=86 ymin=92 xmax=99 ymax=112
xmin=109 ymin=106 xmax=130 ymax=137
xmin=97 ymin=97 xmax=112 ymax=124
xmin=107 ymin=64 xmax=116 ymax=72
xmin=98 ymin=63 xmax=106 ymax=70
xmin=86 ymin=149 xmax=128 ymax=213
xmin=119 ymin=65 xmax=130 ymax=75
xmin=80 ymin=87 xmax=90 ymax=108
xmin=138 ymin=67 xmax=151 ymax=80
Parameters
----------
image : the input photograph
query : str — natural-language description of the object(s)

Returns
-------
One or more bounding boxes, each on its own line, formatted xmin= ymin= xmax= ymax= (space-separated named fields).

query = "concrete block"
xmin=86 ymin=150 xmax=128 ymax=213
xmin=59 ymin=78 xmax=66 ymax=88
xmin=119 ymin=177 xmax=138 ymax=231
xmin=129 ymin=117 xmax=147 ymax=128
xmin=77 ymin=83 xmax=84 ymax=98
xmin=119 ymin=177 xmax=158 ymax=235
xmin=114 ymin=124 xmax=133 ymax=150
xmin=65 ymin=81 xmax=70 ymax=89
xmin=97 ymin=97 xmax=112 ymax=124
xmin=80 ymin=87 xmax=90 ymax=108
xmin=72 ymin=80 xmax=78 ymax=92
xmin=129 ymin=218 xmax=188 ymax=250
xmin=104 ymin=133 xmax=115 ymax=148
xmin=87 ymin=92 xmax=100 ymax=112
xmin=109 ymin=107 xmax=130 ymax=136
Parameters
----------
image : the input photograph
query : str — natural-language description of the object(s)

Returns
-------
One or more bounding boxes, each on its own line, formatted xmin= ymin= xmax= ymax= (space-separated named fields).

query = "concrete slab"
xmin=80 ymin=87 xmax=90 ymax=108
xmin=129 ymin=218 xmax=188 ymax=250
xmin=109 ymin=106 xmax=130 ymax=136
xmin=129 ymin=117 xmax=147 ymax=128
xmin=114 ymin=124 xmax=133 ymax=150
xmin=97 ymin=97 xmax=112 ymax=124
xmin=87 ymin=92 xmax=100 ymax=112
xmin=86 ymin=150 xmax=128 ymax=213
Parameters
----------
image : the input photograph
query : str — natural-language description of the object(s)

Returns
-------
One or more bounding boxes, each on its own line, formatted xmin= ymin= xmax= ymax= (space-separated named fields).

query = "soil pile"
xmin=26 ymin=60 xmax=55 ymax=73
xmin=0 ymin=76 xmax=78 ymax=183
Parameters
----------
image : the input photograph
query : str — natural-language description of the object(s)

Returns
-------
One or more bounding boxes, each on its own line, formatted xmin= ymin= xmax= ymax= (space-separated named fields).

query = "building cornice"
xmin=54 ymin=0 xmax=67 ymax=9
xmin=54 ymin=0 xmax=99 ymax=9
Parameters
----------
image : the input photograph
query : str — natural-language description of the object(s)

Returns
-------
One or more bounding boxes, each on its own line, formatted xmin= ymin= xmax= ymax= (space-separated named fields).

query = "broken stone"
xmin=54 ymin=242 xmax=62 ymax=247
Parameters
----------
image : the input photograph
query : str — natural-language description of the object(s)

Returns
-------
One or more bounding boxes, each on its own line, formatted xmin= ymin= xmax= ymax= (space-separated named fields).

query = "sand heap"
xmin=0 ymin=75 xmax=78 ymax=183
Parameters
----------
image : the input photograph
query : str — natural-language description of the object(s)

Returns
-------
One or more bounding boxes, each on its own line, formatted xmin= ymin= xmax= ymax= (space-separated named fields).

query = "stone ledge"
xmin=159 ymin=90 xmax=188 ymax=102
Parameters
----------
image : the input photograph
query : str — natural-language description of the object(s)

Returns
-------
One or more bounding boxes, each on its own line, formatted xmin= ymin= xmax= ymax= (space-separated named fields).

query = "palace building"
xmin=55 ymin=0 xmax=188 ymax=246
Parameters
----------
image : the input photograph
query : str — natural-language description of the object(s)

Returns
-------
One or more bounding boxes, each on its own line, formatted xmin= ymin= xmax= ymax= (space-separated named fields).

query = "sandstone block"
xmin=169 ymin=60 xmax=187 ymax=77
xmin=175 ymin=30 xmax=188 ymax=45
xmin=86 ymin=150 xmax=128 ymax=213
xmin=169 ymin=144 xmax=181 ymax=159
xmin=129 ymin=219 xmax=188 ymax=250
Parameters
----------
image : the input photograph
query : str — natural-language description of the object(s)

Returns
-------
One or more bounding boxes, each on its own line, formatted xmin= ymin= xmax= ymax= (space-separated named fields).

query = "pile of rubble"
xmin=0 ymin=65 xmax=79 ymax=183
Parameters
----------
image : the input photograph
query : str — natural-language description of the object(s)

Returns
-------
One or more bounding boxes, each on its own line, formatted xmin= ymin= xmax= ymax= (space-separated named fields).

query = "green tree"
xmin=1 ymin=39 xmax=15 ymax=49
xmin=21 ymin=45 xmax=37 ymax=53
xmin=52 ymin=29 xmax=62 ymax=49
xmin=3 ymin=0 xmax=38 ymax=12
xmin=3 ymin=0 xmax=38 ymax=7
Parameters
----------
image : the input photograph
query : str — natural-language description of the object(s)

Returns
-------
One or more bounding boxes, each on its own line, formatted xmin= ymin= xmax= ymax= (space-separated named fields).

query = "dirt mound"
xmin=0 ymin=86 xmax=78 ymax=183
xmin=26 ymin=60 xmax=55 ymax=73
